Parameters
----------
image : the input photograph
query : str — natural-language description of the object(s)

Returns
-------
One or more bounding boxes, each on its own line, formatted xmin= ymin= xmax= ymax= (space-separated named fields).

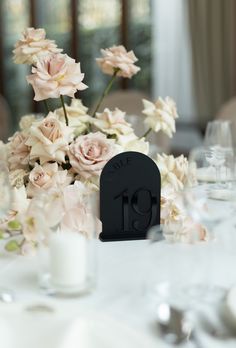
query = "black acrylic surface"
xmin=100 ymin=151 xmax=161 ymax=241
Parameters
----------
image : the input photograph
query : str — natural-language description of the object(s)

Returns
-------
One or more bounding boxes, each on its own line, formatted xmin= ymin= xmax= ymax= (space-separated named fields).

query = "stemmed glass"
xmin=180 ymin=183 xmax=236 ymax=298
xmin=146 ymin=183 xmax=236 ymax=310
xmin=204 ymin=120 xmax=234 ymax=185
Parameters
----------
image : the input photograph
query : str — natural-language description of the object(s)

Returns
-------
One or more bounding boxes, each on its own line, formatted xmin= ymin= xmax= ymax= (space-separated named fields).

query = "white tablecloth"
xmin=1 ymin=219 xmax=236 ymax=348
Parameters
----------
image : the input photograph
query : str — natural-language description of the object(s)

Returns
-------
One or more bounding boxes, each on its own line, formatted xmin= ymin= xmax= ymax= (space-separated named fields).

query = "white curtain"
xmin=188 ymin=0 xmax=236 ymax=128
xmin=152 ymin=0 xmax=196 ymax=123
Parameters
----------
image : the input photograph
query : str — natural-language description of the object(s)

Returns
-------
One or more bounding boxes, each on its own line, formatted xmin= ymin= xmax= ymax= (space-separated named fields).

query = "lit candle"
xmin=49 ymin=232 xmax=87 ymax=287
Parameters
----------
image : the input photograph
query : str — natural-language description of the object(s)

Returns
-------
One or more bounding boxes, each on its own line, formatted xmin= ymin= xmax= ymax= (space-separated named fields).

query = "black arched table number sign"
xmin=100 ymin=151 xmax=161 ymax=241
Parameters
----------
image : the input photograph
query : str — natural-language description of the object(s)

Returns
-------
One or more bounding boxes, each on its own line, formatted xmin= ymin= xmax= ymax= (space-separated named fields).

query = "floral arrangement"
xmin=0 ymin=28 xmax=205 ymax=255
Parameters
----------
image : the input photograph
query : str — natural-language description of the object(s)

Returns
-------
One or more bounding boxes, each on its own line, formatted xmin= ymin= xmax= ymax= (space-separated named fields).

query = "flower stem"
xmin=141 ymin=127 xmax=152 ymax=139
xmin=60 ymin=95 xmax=69 ymax=126
xmin=43 ymin=100 xmax=50 ymax=114
xmin=91 ymin=68 xmax=119 ymax=118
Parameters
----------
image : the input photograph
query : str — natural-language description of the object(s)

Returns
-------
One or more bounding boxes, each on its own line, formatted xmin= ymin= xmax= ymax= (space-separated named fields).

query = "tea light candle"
xmin=49 ymin=232 xmax=87 ymax=287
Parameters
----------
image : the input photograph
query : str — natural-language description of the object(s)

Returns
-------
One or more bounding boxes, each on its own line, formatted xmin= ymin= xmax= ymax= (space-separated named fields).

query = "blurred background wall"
xmin=0 ymin=0 xmax=236 ymax=154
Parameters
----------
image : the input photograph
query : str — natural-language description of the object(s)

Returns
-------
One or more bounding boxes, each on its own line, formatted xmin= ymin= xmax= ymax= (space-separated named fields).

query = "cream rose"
xmin=27 ymin=162 xmax=71 ymax=197
xmin=155 ymin=154 xmax=191 ymax=191
xmin=117 ymin=132 xmax=149 ymax=155
xmin=68 ymin=132 xmax=118 ymax=179
xmin=13 ymin=27 xmax=62 ymax=65
xmin=142 ymin=97 xmax=178 ymax=138
xmin=96 ymin=45 xmax=140 ymax=78
xmin=26 ymin=112 xmax=72 ymax=164
xmin=27 ymin=53 xmax=87 ymax=101
xmin=93 ymin=108 xmax=133 ymax=136
xmin=55 ymin=98 xmax=92 ymax=135
xmin=8 ymin=132 xmax=30 ymax=170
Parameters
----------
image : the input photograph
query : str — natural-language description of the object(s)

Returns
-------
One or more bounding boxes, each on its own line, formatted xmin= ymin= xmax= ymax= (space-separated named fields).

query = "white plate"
xmin=59 ymin=313 xmax=163 ymax=348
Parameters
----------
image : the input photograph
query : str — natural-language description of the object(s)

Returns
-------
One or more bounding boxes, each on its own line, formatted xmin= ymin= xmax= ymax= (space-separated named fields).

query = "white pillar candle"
xmin=49 ymin=232 xmax=87 ymax=287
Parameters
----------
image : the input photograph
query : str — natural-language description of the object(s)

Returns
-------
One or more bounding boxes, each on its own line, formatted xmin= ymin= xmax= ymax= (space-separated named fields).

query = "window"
xmin=0 ymin=0 xmax=152 ymax=133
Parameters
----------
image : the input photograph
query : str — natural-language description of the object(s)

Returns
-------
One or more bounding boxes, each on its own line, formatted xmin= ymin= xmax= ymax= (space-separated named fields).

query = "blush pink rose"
xmin=26 ymin=112 xmax=72 ymax=164
xmin=26 ymin=53 xmax=88 ymax=101
xmin=96 ymin=45 xmax=140 ymax=78
xmin=68 ymin=132 xmax=118 ymax=179
xmin=27 ymin=162 xmax=71 ymax=197
xmin=8 ymin=132 xmax=30 ymax=170
xmin=13 ymin=27 xmax=62 ymax=65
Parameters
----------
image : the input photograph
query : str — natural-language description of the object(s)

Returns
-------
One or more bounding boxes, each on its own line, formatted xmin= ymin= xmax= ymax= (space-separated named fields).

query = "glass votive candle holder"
xmin=38 ymin=228 xmax=97 ymax=297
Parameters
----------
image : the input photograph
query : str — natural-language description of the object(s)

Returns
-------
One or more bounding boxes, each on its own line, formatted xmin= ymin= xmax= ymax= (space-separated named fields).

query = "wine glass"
xmin=146 ymin=184 xmax=236 ymax=310
xmin=188 ymin=146 xmax=214 ymax=183
xmin=180 ymin=183 xmax=236 ymax=298
xmin=204 ymin=120 xmax=235 ymax=186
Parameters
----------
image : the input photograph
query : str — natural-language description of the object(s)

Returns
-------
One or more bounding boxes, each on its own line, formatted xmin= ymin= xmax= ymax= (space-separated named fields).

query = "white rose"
xmin=26 ymin=112 xmax=73 ymax=164
xmin=117 ymin=132 xmax=149 ymax=155
xmin=142 ymin=97 xmax=178 ymax=138
xmin=13 ymin=27 xmax=62 ymax=65
xmin=55 ymin=99 xmax=92 ymax=136
xmin=155 ymin=153 xmax=190 ymax=191
xmin=93 ymin=108 xmax=133 ymax=136
xmin=27 ymin=162 xmax=72 ymax=197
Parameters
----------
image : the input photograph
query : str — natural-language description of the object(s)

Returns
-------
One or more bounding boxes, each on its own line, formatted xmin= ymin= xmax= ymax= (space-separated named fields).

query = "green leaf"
xmin=7 ymin=220 xmax=21 ymax=231
xmin=5 ymin=240 xmax=20 ymax=252
xmin=0 ymin=230 xmax=5 ymax=239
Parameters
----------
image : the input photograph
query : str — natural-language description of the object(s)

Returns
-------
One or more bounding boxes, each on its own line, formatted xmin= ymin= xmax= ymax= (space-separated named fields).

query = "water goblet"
xmin=180 ymin=183 xmax=236 ymax=297
xmin=204 ymin=120 xmax=235 ymax=186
